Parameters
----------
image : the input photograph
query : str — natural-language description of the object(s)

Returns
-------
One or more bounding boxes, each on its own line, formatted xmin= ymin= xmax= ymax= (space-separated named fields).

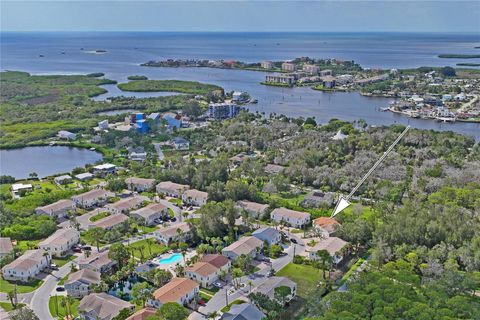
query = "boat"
xmin=250 ymin=99 xmax=258 ymax=104
xmin=380 ymin=107 xmax=389 ymax=112
xmin=39 ymin=54 xmax=44 ymax=57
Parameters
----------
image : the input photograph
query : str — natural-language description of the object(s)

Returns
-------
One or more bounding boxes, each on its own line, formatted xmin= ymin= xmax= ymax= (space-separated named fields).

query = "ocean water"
xmin=1 ymin=32 xmax=479 ymax=139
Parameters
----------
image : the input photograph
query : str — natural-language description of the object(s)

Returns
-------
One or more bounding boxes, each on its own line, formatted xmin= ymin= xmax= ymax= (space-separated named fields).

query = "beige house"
xmin=72 ymin=189 xmax=112 ymax=209
xmin=93 ymin=213 xmax=129 ymax=230
xmin=186 ymin=254 xmax=230 ymax=287
xmin=105 ymin=196 xmax=147 ymax=215
xmin=182 ymin=189 xmax=208 ymax=206
xmin=236 ymin=200 xmax=269 ymax=218
xmin=64 ymin=269 xmax=101 ymax=298
xmin=77 ymin=250 xmax=116 ymax=273
xmin=131 ymin=203 xmax=168 ymax=226
xmin=281 ymin=62 xmax=296 ymax=71
xmin=2 ymin=249 xmax=51 ymax=282
xmin=252 ymin=276 xmax=296 ymax=304
xmin=222 ymin=236 xmax=263 ymax=261
xmin=0 ymin=237 xmax=13 ymax=259
xmin=125 ymin=177 xmax=156 ymax=192
xmin=270 ymin=207 xmax=311 ymax=228
xmin=78 ymin=293 xmax=134 ymax=320
xmin=151 ymin=277 xmax=199 ymax=308
xmin=156 ymin=181 xmax=189 ymax=198
xmin=306 ymin=237 xmax=348 ymax=264
xmin=38 ymin=228 xmax=80 ymax=257
xmin=154 ymin=222 xmax=191 ymax=245
xmin=35 ymin=199 xmax=75 ymax=218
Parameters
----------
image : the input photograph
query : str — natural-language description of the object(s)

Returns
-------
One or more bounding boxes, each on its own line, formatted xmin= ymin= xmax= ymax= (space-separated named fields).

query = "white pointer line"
xmin=332 ymin=125 xmax=411 ymax=217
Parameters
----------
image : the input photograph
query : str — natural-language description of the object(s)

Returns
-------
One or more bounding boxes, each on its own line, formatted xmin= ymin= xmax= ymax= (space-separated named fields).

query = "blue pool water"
xmin=156 ymin=253 xmax=182 ymax=265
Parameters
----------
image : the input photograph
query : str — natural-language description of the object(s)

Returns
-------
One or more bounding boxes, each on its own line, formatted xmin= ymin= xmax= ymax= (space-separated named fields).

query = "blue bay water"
xmin=1 ymin=32 xmax=479 ymax=139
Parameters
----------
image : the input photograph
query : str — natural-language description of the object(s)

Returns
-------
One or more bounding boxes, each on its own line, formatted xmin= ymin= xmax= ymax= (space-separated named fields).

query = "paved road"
xmin=30 ymin=260 xmax=76 ymax=320
xmin=198 ymin=231 xmax=305 ymax=316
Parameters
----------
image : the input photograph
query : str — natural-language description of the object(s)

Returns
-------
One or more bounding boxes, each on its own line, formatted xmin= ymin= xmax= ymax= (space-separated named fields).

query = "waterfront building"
xmin=208 ymin=103 xmax=242 ymax=119
xmin=261 ymin=61 xmax=274 ymax=69
xmin=265 ymin=74 xmax=295 ymax=86
xmin=281 ymin=62 xmax=296 ymax=71
xmin=58 ymin=130 xmax=77 ymax=140
xmin=303 ymin=64 xmax=320 ymax=74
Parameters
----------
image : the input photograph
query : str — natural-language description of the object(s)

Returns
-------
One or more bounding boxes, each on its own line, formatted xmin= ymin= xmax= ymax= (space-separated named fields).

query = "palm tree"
xmin=248 ymin=280 xmax=253 ymax=294
xmin=89 ymin=227 xmax=104 ymax=252
xmin=176 ymin=228 xmax=182 ymax=247
xmin=7 ymin=291 xmax=16 ymax=309
xmin=316 ymin=250 xmax=332 ymax=279
xmin=145 ymin=238 xmax=153 ymax=258
xmin=137 ymin=245 xmax=145 ymax=261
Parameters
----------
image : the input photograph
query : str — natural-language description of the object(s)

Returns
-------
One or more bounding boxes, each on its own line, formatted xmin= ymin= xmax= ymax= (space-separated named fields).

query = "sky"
xmin=1 ymin=1 xmax=479 ymax=33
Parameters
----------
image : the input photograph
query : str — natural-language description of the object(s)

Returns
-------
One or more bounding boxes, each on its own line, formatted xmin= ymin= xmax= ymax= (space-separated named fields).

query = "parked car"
xmin=82 ymin=246 xmax=92 ymax=251
xmin=72 ymin=247 xmax=82 ymax=253
xmin=56 ymin=286 xmax=65 ymax=292
xmin=290 ymin=238 xmax=297 ymax=244
xmin=171 ymin=217 xmax=177 ymax=222
xmin=50 ymin=264 xmax=58 ymax=270
xmin=213 ymin=282 xmax=223 ymax=288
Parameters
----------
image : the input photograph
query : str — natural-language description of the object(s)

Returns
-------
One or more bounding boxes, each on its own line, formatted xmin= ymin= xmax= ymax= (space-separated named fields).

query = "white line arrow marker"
xmin=331 ymin=125 xmax=411 ymax=217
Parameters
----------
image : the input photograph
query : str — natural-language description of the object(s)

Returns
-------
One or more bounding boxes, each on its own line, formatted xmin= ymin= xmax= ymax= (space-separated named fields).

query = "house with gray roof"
xmin=252 ymin=276 xmax=297 ymax=304
xmin=78 ymin=292 xmax=134 ymax=320
xmin=65 ymin=269 xmax=101 ymax=298
xmin=252 ymin=227 xmax=281 ymax=246
xmin=220 ymin=303 xmax=265 ymax=320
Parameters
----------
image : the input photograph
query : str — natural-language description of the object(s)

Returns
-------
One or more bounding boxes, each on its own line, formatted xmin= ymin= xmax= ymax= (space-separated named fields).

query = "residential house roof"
xmin=271 ymin=207 xmax=310 ymax=220
xmin=65 ymin=269 xmax=101 ymax=286
xmin=156 ymin=222 xmax=190 ymax=238
xmin=252 ymin=276 xmax=296 ymax=299
xmin=78 ymin=250 xmax=113 ymax=270
xmin=222 ymin=236 xmax=263 ymax=257
xmin=156 ymin=181 xmax=190 ymax=193
xmin=36 ymin=199 xmax=74 ymax=214
xmin=307 ymin=237 xmax=348 ymax=256
xmin=252 ymin=227 xmax=279 ymax=241
xmin=0 ymin=238 xmax=13 ymax=255
xmin=172 ymin=137 xmax=189 ymax=144
xmin=105 ymin=196 xmax=147 ymax=212
xmin=185 ymin=262 xmax=218 ymax=277
xmin=125 ymin=177 xmax=155 ymax=186
xmin=153 ymin=277 xmax=198 ymax=304
xmin=312 ymin=217 xmax=341 ymax=234
xmin=72 ymin=189 xmax=110 ymax=202
xmin=221 ymin=303 xmax=265 ymax=320
xmin=126 ymin=308 xmax=157 ymax=320
xmin=75 ymin=172 xmax=94 ymax=180
xmin=94 ymin=213 xmax=129 ymax=229
xmin=78 ymin=293 xmax=133 ymax=320
xmin=93 ymin=163 xmax=116 ymax=170
xmin=2 ymin=250 xmax=47 ymax=273
xmin=131 ymin=203 xmax=167 ymax=220
xmin=264 ymin=164 xmax=285 ymax=174
xmin=39 ymin=228 xmax=79 ymax=247
xmin=236 ymin=200 xmax=268 ymax=213
xmin=183 ymin=189 xmax=208 ymax=200
xmin=199 ymin=254 xmax=230 ymax=269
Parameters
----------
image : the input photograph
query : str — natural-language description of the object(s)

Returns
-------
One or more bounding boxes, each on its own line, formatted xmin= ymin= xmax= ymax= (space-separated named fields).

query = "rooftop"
xmin=0 ymin=237 xmax=13 ymax=254
xmin=156 ymin=181 xmax=190 ymax=192
xmin=183 ymin=189 xmax=208 ymax=199
xmin=125 ymin=177 xmax=155 ymax=185
xmin=131 ymin=203 xmax=167 ymax=219
xmin=222 ymin=236 xmax=263 ymax=256
xmin=153 ymin=277 xmax=198 ymax=303
xmin=94 ymin=213 xmax=129 ymax=229
xmin=78 ymin=293 xmax=132 ymax=320
xmin=156 ymin=222 xmax=191 ymax=238
xmin=39 ymin=228 xmax=79 ymax=246
xmin=199 ymin=254 xmax=230 ymax=269
xmin=65 ymin=269 xmax=101 ymax=286
xmin=2 ymin=250 xmax=47 ymax=272
xmin=271 ymin=207 xmax=310 ymax=220
xmin=36 ymin=199 xmax=74 ymax=213
xmin=307 ymin=237 xmax=348 ymax=256
xmin=185 ymin=261 xmax=218 ymax=277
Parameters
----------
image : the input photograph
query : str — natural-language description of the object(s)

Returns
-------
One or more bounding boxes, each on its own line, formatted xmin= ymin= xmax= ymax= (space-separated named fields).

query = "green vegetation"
xmin=457 ymin=63 xmax=480 ymax=67
xmin=221 ymin=299 xmax=246 ymax=312
xmin=277 ymin=263 xmax=324 ymax=299
xmin=127 ymin=75 xmax=148 ymax=80
xmin=0 ymin=302 xmax=25 ymax=312
xmin=438 ymin=54 xmax=480 ymax=59
xmin=48 ymin=296 xmax=80 ymax=319
xmin=260 ymin=81 xmax=291 ymax=87
xmin=117 ymin=80 xmax=223 ymax=95
xmin=127 ymin=239 xmax=168 ymax=260
xmin=52 ymin=255 xmax=76 ymax=267
xmin=89 ymin=211 xmax=110 ymax=222
xmin=0 ymin=278 xmax=43 ymax=294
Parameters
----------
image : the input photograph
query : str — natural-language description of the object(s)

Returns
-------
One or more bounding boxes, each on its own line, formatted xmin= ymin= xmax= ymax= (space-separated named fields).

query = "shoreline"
xmin=387 ymin=107 xmax=480 ymax=124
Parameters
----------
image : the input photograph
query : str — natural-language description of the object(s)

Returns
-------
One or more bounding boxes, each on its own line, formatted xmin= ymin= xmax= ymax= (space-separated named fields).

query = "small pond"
xmin=0 ymin=146 xmax=103 ymax=179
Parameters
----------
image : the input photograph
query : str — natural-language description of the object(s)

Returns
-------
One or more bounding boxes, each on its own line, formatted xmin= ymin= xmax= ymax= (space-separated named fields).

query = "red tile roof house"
xmin=270 ymin=207 xmax=311 ymax=228
xmin=186 ymin=255 xmax=230 ymax=288
xmin=156 ymin=181 xmax=190 ymax=198
xmin=312 ymin=217 xmax=341 ymax=235
xmin=150 ymin=277 xmax=199 ymax=308
xmin=78 ymin=292 xmax=134 ymax=320
xmin=125 ymin=177 xmax=156 ymax=192
xmin=131 ymin=203 xmax=168 ymax=226
xmin=181 ymin=189 xmax=208 ymax=207
xmin=126 ymin=308 xmax=157 ymax=320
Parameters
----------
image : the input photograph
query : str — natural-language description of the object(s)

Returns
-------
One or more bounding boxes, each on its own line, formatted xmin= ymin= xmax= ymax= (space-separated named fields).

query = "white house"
xmin=125 ymin=177 xmax=156 ymax=192
xmin=222 ymin=236 xmax=263 ymax=261
xmin=151 ymin=278 xmax=199 ymax=308
xmin=172 ymin=137 xmax=190 ymax=150
xmin=131 ymin=203 xmax=168 ymax=226
xmin=38 ymin=228 xmax=80 ymax=257
xmin=154 ymin=222 xmax=191 ymax=245
xmin=156 ymin=181 xmax=190 ymax=198
xmin=54 ymin=175 xmax=72 ymax=186
xmin=92 ymin=163 xmax=116 ymax=176
xmin=72 ymin=189 xmax=112 ymax=209
xmin=75 ymin=172 xmax=94 ymax=181
xmin=78 ymin=293 xmax=134 ymax=320
xmin=186 ymin=254 xmax=231 ymax=288
xmin=64 ymin=269 xmax=101 ymax=298
xmin=236 ymin=200 xmax=269 ymax=218
xmin=306 ymin=237 xmax=349 ymax=264
xmin=105 ymin=196 xmax=147 ymax=215
xmin=1 ymin=249 xmax=51 ymax=282
xmin=35 ymin=199 xmax=75 ymax=218
xmin=77 ymin=250 xmax=116 ymax=273
xmin=182 ymin=189 xmax=208 ymax=206
xmin=11 ymin=183 xmax=32 ymax=197
xmin=270 ymin=207 xmax=311 ymax=228
xmin=58 ymin=130 xmax=76 ymax=140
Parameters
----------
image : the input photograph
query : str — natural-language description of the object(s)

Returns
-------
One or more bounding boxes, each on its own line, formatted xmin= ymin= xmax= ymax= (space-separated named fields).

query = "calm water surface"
xmin=0 ymin=146 xmax=103 ymax=179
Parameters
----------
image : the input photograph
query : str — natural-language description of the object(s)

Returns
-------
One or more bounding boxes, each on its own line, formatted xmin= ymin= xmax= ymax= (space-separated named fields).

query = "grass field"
xmin=48 ymin=296 xmax=80 ymax=319
xmin=0 ymin=278 xmax=43 ymax=294
xmin=52 ymin=255 xmax=76 ymax=267
xmin=127 ymin=239 xmax=168 ymax=259
xmin=276 ymin=263 xmax=324 ymax=298
xmin=89 ymin=211 xmax=110 ymax=222
xmin=0 ymin=302 xmax=26 ymax=311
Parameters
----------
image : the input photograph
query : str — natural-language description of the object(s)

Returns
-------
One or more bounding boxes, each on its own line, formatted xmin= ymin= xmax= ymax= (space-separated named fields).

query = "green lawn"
xmin=0 ymin=302 xmax=26 ymax=311
xmin=276 ymin=263 xmax=324 ymax=298
xmin=221 ymin=299 xmax=246 ymax=312
xmin=89 ymin=211 xmax=110 ymax=222
xmin=168 ymin=198 xmax=182 ymax=206
xmin=138 ymin=225 xmax=158 ymax=233
xmin=127 ymin=239 xmax=168 ymax=259
xmin=48 ymin=296 xmax=80 ymax=319
xmin=199 ymin=291 xmax=211 ymax=303
xmin=0 ymin=278 xmax=44 ymax=294
xmin=52 ymin=255 xmax=76 ymax=267
xmin=15 ymin=240 xmax=41 ymax=253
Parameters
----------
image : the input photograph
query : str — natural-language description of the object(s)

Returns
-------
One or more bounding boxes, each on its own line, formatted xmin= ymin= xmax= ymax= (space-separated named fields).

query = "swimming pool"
xmin=156 ymin=253 xmax=183 ymax=265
